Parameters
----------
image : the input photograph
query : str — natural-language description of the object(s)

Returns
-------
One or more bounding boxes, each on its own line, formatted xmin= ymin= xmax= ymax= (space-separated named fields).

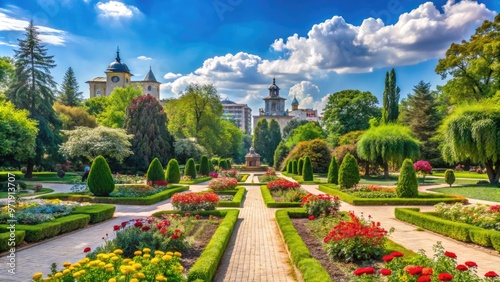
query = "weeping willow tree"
xmin=357 ymin=124 xmax=420 ymax=178
xmin=441 ymin=103 xmax=500 ymax=184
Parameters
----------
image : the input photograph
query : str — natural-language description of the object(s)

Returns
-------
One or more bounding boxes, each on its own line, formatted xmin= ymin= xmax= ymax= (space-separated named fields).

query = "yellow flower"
xmin=105 ymin=263 xmax=113 ymax=268
xmin=80 ymin=257 xmax=90 ymax=264
xmin=32 ymin=272 xmax=43 ymax=280
xmin=176 ymin=265 xmax=184 ymax=271
xmin=156 ymin=275 xmax=168 ymax=281
xmin=119 ymin=275 xmax=126 ymax=281
xmin=101 ymin=254 xmax=110 ymax=260
xmin=166 ymin=252 xmax=173 ymax=256
xmin=98 ymin=262 xmax=106 ymax=267
xmin=54 ymin=273 xmax=63 ymax=278
xmin=133 ymin=263 xmax=142 ymax=270
xmin=151 ymin=258 xmax=160 ymax=264
xmin=143 ymin=248 xmax=151 ymax=253
xmin=72 ymin=263 xmax=81 ymax=268
xmin=143 ymin=254 xmax=151 ymax=259
xmin=72 ymin=272 xmax=81 ymax=278
xmin=114 ymin=249 xmax=123 ymax=255
xmin=174 ymin=252 xmax=182 ymax=257
xmin=109 ymin=279 xmax=117 ymax=282
xmin=89 ymin=260 xmax=99 ymax=266
xmin=134 ymin=251 xmax=142 ymax=256
xmin=120 ymin=266 xmax=134 ymax=274
xmin=63 ymin=262 xmax=71 ymax=267
xmin=128 ymin=261 xmax=135 ymax=265
xmin=162 ymin=255 xmax=172 ymax=261
xmin=68 ymin=266 xmax=75 ymax=271
xmin=130 ymin=279 xmax=139 ymax=282
xmin=122 ymin=258 xmax=132 ymax=264
xmin=154 ymin=250 xmax=164 ymax=256
xmin=106 ymin=267 xmax=114 ymax=272
xmin=111 ymin=256 xmax=120 ymax=261
xmin=62 ymin=269 xmax=70 ymax=275
xmin=79 ymin=270 xmax=86 ymax=275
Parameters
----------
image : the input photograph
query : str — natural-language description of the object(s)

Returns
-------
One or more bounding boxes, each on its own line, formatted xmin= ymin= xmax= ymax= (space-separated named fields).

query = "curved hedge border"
xmin=152 ymin=209 xmax=239 ymax=282
xmin=72 ymin=204 xmax=116 ymax=224
xmin=319 ymin=184 xmax=467 ymax=205
xmin=38 ymin=185 xmax=189 ymax=205
xmin=276 ymin=209 xmax=332 ymax=282
xmin=216 ymin=187 xmax=246 ymax=207
xmin=238 ymin=174 xmax=249 ymax=183
xmin=260 ymin=185 xmax=302 ymax=208
xmin=0 ymin=230 xmax=25 ymax=252
xmin=395 ymin=208 xmax=500 ymax=252
xmin=180 ymin=176 xmax=212 ymax=184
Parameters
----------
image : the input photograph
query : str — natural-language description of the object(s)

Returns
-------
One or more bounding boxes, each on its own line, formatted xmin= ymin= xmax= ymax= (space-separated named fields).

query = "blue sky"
xmin=0 ymin=0 xmax=498 ymax=115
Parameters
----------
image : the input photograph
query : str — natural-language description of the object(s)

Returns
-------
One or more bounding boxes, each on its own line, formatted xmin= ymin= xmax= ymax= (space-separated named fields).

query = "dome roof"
xmin=268 ymin=77 xmax=280 ymax=90
xmin=106 ymin=48 xmax=131 ymax=74
xmin=292 ymin=96 xmax=299 ymax=105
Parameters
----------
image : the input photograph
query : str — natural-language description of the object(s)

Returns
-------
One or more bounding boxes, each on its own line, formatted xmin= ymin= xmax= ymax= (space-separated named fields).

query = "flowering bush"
xmin=342 ymin=185 xmax=396 ymax=199
xmin=259 ymin=169 xmax=278 ymax=182
xmin=219 ymin=169 xmax=242 ymax=181
xmin=147 ymin=180 xmax=169 ymax=187
xmin=208 ymin=177 xmax=238 ymax=191
xmin=272 ymin=188 xmax=309 ymax=202
xmin=323 ymin=212 xmax=390 ymax=262
xmin=209 ymin=171 xmax=218 ymax=178
xmin=267 ymin=179 xmax=300 ymax=191
xmin=34 ymin=184 xmax=43 ymax=192
xmin=414 ymin=160 xmax=433 ymax=180
xmin=110 ymin=184 xmax=169 ymax=198
xmin=171 ymin=192 xmax=220 ymax=211
xmin=301 ymin=193 xmax=341 ymax=217
xmin=0 ymin=199 xmax=78 ymax=225
xmin=33 ymin=248 xmax=184 ymax=282
xmin=434 ymin=203 xmax=500 ymax=231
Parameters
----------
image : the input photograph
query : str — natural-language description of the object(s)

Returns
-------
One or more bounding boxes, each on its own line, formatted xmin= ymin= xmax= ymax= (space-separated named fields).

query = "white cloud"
xmin=96 ymin=1 xmax=140 ymax=18
xmin=137 ymin=55 xmax=152 ymax=61
xmin=288 ymin=81 xmax=321 ymax=108
xmin=163 ymin=72 xmax=182 ymax=79
xmin=0 ymin=12 xmax=66 ymax=45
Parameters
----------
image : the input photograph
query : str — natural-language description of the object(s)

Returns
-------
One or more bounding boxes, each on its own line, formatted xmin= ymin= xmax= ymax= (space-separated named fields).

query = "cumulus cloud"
xmin=288 ymin=81 xmax=321 ymax=108
xmin=96 ymin=1 xmax=140 ymax=18
xmin=163 ymin=72 xmax=182 ymax=79
xmin=0 ymin=12 xmax=66 ymax=45
xmin=137 ymin=55 xmax=152 ymax=60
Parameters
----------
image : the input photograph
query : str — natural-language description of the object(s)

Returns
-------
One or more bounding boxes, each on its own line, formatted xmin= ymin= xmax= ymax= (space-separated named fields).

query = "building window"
xmin=147 ymin=85 xmax=152 ymax=91
xmin=96 ymin=90 xmax=101 ymax=96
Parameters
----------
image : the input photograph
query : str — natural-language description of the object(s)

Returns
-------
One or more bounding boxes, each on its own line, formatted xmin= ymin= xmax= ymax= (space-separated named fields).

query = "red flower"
xmin=417 ymin=275 xmax=431 ymax=282
xmin=160 ymin=227 xmax=167 ymax=235
xmin=353 ymin=267 xmax=375 ymax=276
xmin=121 ymin=221 xmax=127 ymax=227
xmin=422 ymin=268 xmax=433 ymax=276
xmin=195 ymin=215 xmax=200 ymax=220
xmin=174 ymin=229 xmax=182 ymax=233
xmin=390 ymin=251 xmax=404 ymax=257
xmin=83 ymin=247 xmax=91 ymax=253
xmin=113 ymin=225 xmax=120 ymax=231
xmin=134 ymin=221 xmax=143 ymax=228
xmin=465 ymin=261 xmax=477 ymax=268
xmin=308 ymin=215 xmax=315 ymax=220
xmin=185 ymin=212 xmax=190 ymax=217
xmin=444 ymin=251 xmax=457 ymax=259
xmin=485 ymin=271 xmax=499 ymax=278
xmin=438 ymin=273 xmax=453 ymax=281
xmin=407 ymin=266 xmax=423 ymax=276
xmin=141 ymin=226 xmax=151 ymax=231
xmin=380 ymin=269 xmax=391 ymax=276
xmin=171 ymin=234 xmax=179 ymax=240
xmin=456 ymin=264 xmax=468 ymax=271
xmin=364 ymin=267 xmax=376 ymax=275
xmin=382 ymin=255 xmax=393 ymax=262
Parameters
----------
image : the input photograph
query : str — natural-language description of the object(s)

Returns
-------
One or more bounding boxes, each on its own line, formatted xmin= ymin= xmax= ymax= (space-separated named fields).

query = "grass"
xmin=0 ymin=188 xmax=54 ymax=198
xmin=432 ymin=171 xmax=489 ymax=179
xmin=429 ymin=185 xmax=500 ymax=202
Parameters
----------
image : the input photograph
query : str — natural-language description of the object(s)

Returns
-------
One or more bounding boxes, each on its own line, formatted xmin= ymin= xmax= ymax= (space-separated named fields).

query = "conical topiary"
xmin=287 ymin=160 xmax=293 ymax=173
xmin=292 ymin=159 xmax=298 ymax=175
xmin=211 ymin=158 xmax=219 ymax=167
xmin=327 ymin=157 xmax=339 ymax=184
xmin=165 ymin=159 xmax=181 ymax=184
xmin=338 ymin=153 xmax=360 ymax=189
xmin=185 ymin=158 xmax=197 ymax=179
xmin=146 ymin=158 xmax=165 ymax=183
xmin=444 ymin=169 xmax=455 ymax=187
xmin=298 ymin=158 xmax=304 ymax=176
xmin=200 ymin=155 xmax=210 ymax=176
xmin=396 ymin=159 xmax=418 ymax=198
xmin=302 ymin=156 xmax=314 ymax=181
xmin=226 ymin=158 xmax=232 ymax=169
xmin=87 ymin=155 xmax=115 ymax=196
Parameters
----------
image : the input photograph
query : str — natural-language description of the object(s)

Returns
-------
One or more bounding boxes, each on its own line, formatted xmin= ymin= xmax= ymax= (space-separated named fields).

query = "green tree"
xmin=381 ymin=69 xmax=400 ymax=123
xmin=87 ymin=155 xmax=115 ymax=197
xmin=199 ymin=155 xmax=210 ymax=176
xmin=436 ymin=14 xmax=500 ymax=102
xmin=184 ymin=158 xmax=197 ymax=179
xmin=146 ymin=158 xmax=165 ymax=182
xmin=165 ymin=159 xmax=181 ymax=184
xmin=282 ymin=118 xmax=308 ymax=140
xmin=302 ymin=156 xmax=314 ymax=181
xmin=268 ymin=119 xmax=282 ymax=167
xmin=173 ymin=139 xmax=207 ymax=165
xmin=286 ymin=121 xmax=326 ymax=147
xmin=6 ymin=21 xmax=61 ymax=178
xmin=282 ymin=139 xmax=331 ymax=173
xmin=298 ymin=158 xmax=304 ymax=176
xmin=444 ymin=169 xmax=455 ymax=187
xmin=396 ymin=159 xmax=418 ymax=198
xmin=0 ymin=56 xmax=14 ymax=94
xmin=253 ymin=119 xmax=270 ymax=164
xmin=357 ymin=124 xmax=420 ymax=178
xmin=338 ymin=153 xmax=360 ymax=189
xmin=292 ymin=159 xmax=298 ymax=174
xmin=98 ymin=85 xmax=141 ymax=128
xmin=287 ymin=161 xmax=293 ymax=173
xmin=124 ymin=94 xmax=174 ymax=171
xmin=322 ymin=90 xmax=380 ymax=137
xmin=327 ymin=157 xmax=339 ymax=184
xmin=53 ymin=102 xmax=97 ymax=130
xmin=82 ymin=96 xmax=109 ymax=116
xmin=273 ymin=141 xmax=289 ymax=170
xmin=0 ymin=102 xmax=38 ymax=162
xmin=58 ymin=67 xmax=82 ymax=106
xmin=59 ymin=126 xmax=133 ymax=162
xmin=441 ymin=103 xmax=500 ymax=184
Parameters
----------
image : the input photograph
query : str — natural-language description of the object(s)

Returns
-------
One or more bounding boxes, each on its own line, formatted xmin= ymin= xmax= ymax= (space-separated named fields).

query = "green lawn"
xmin=429 ymin=186 xmax=500 ymax=202
xmin=0 ymin=188 xmax=54 ymax=198
xmin=432 ymin=171 xmax=488 ymax=179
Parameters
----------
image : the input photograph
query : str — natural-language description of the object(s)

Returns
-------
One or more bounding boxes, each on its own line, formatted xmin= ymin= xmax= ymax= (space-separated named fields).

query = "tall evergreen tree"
xmin=268 ymin=119 xmax=282 ymax=167
xmin=58 ymin=67 xmax=82 ymax=106
xmin=382 ymin=68 xmax=400 ymax=123
xmin=253 ymin=119 xmax=270 ymax=164
xmin=273 ymin=141 xmax=289 ymax=170
xmin=7 ymin=20 xmax=61 ymax=178
xmin=124 ymin=94 xmax=174 ymax=171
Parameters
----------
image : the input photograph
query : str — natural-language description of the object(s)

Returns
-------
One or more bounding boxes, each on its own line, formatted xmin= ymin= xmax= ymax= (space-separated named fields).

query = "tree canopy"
xmin=0 ymin=56 xmax=14 ymax=94
xmin=82 ymin=96 xmax=109 ymax=117
xmin=282 ymin=118 xmax=308 ymax=140
xmin=0 ymin=102 xmax=38 ymax=162
xmin=53 ymin=102 xmax=97 ymax=130
xmin=58 ymin=67 xmax=82 ymax=106
xmin=253 ymin=118 xmax=270 ymax=163
xmin=98 ymin=86 xmax=142 ymax=128
xmin=268 ymin=119 xmax=282 ymax=167
xmin=286 ymin=121 xmax=326 ymax=147
xmin=381 ymin=69 xmax=400 ymax=123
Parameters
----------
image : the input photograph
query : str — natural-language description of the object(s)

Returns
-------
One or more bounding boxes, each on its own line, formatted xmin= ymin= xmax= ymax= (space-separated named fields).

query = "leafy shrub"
xmin=200 ymin=155 xmax=210 ymax=176
xmin=226 ymin=158 xmax=232 ymax=169
xmin=184 ymin=158 xmax=197 ymax=179
xmin=146 ymin=158 xmax=165 ymax=182
xmin=338 ymin=153 xmax=360 ymax=188
xmin=298 ymin=158 xmax=304 ymax=175
xmin=195 ymin=164 xmax=200 ymax=173
xmin=302 ymin=156 xmax=314 ymax=181
xmin=414 ymin=160 xmax=432 ymax=181
xmin=171 ymin=192 xmax=220 ymax=211
xmin=327 ymin=157 xmax=339 ymax=184
xmin=267 ymin=179 xmax=300 ymax=191
xmin=444 ymin=169 xmax=455 ymax=187
xmin=301 ymin=193 xmax=341 ymax=217
xmin=282 ymin=138 xmax=332 ymax=173
xmin=0 ymin=231 xmax=25 ymax=252
xmin=72 ymin=204 xmax=116 ymax=224
xmin=165 ymin=159 xmax=181 ymax=184
xmin=87 ymin=155 xmax=115 ymax=197
xmin=397 ymin=158 xmax=418 ymax=198
xmin=259 ymin=169 xmax=278 ymax=182
xmin=292 ymin=159 xmax=298 ymax=174
xmin=219 ymin=159 xmax=229 ymax=170
xmin=209 ymin=177 xmax=238 ymax=191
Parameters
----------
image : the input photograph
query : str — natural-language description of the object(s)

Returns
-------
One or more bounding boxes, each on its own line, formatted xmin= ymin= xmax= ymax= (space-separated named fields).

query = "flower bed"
xmin=0 ymin=199 xmax=78 ymax=225
xmin=215 ymin=187 xmax=246 ymax=207
xmin=219 ymin=169 xmax=243 ymax=181
xmin=258 ymin=169 xmax=278 ymax=183
xmin=434 ymin=203 xmax=500 ymax=231
xmin=110 ymin=183 xmax=170 ymax=197
xmin=171 ymin=192 xmax=220 ymax=211
xmin=267 ymin=179 xmax=300 ymax=191
xmin=260 ymin=185 xmax=303 ymax=208
xmin=208 ymin=177 xmax=238 ymax=191
xmin=301 ymin=193 xmax=341 ymax=217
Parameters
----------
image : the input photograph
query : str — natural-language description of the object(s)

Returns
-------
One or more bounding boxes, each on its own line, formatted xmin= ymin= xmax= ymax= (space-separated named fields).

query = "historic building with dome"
xmin=86 ymin=49 xmax=161 ymax=100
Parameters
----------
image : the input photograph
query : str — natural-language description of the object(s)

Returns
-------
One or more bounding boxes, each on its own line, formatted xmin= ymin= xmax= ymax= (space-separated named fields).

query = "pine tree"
xmin=253 ymin=119 xmax=270 ymax=164
xmin=58 ymin=67 xmax=82 ymax=106
xmin=273 ymin=141 xmax=289 ymax=170
xmin=382 ymin=68 xmax=400 ymax=123
xmin=268 ymin=119 xmax=282 ymax=167
xmin=327 ymin=157 xmax=339 ymax=184
xmin=185 ymin=158 xmax=197 ymax=179
xmin=292 ymin=159 xmax=298 ymax=174
xmin=7 ymin=20 xmax=61 ymax=178
xmin=165 ymin=159 xmax=181 ymax=184
xmin=302 ymin=156 xmax=314 ymax=181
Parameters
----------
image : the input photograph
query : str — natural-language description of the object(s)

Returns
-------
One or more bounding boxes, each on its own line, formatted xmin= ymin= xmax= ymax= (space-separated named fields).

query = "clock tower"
xmin=104 ymin=47 xmax=132 ymax=96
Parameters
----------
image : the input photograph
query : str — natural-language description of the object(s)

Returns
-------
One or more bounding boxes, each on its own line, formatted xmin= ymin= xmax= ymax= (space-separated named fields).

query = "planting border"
xmin=395 ymin=208 xmax=500 ymax=252
xmin=0 ymin=230 xmax=25 ymax=252
xmin=216 ymin=187 xmax=246 ymax=207
xmin=260 ymin=185 xmax=302 ymax=208
xmin=151 ymin=209 xmax=239 ymax=282
xmin=282 ymin=172 xmax=322 ymax=184
xmin=180 ymin=176 xmax=212 ymax=184
xmin=319 ymin=184 xmax=467 ymax=205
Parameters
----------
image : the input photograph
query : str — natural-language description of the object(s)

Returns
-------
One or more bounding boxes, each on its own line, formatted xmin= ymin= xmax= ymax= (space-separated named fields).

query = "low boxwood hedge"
xmin=0 ymin=230 xmax=25 ymax=252
xmin=0 ymin=221 xmax=62 ymax=242
xmin=54 ymin=214 xmax=90 ymax=233
xmin=72 ymin=204 xmax=115 ymax=224
xmin=38 ymin=185 xmax=189 ymax=205
xmin=179 ymin=176 xmax=212 ymax=184
xmin=276 ymin=209 xmax=332 ymax=282
xmin=151 ymin=209 xmax=239 ymax=282
xmin=260 ymin=185 xmax=302 ymax=208
xmin=395 ymin=208 xmax=500 ymax=252
xmin=282 ymin=172 xmax=321 ymax=184
xmin=238 ymin=174 xmax=249 ymax=183
xmin=319 ymin=184 xmax=467 ymax=205
xmin=216 ymin=187 xmax=246 ymax=207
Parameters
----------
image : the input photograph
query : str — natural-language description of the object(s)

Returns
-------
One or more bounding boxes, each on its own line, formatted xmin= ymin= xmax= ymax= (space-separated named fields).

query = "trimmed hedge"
xmin=54 ymin=214 xmax=90 ymax=234
xmin=318 ymin=184 xmax=467 ymax=205
xmin=166 ymin=159 xmax=181 ymax=184
xmin=396 ymin=159 xmax=418 ymax=198
xmin=260 ymin=185 xmax=302 ymax=208
xmin=238 ymin=174 xmax=249 ymax=183
xmin=302 ymin=156 xmax=313 ymax=181
xmin=185 ymin=158 xmax=197 ymax=179
xmin=276 ymin=209 xmax=332 ymax=282
xmin=200 ymin=155 xmax=210 ymax=176
xmin=338 ymin=153 xmax=359 ymax=188
xmin=39 ymin=186 xmax=189 ymax=205
xmin=72 ymin=204 xmax=116 ymax=224
xmin=217 ymin=187 xmax=246 ymax=207
xmin=146 ymin=158 xmax=166 ymax=182
xmin=151 ymin=209 xmax=239 ymax=282
xmin=87 ymin=156 xmax=115 ymax=196
xmin=180 ymin=177 xmax=212 ymax=185
xmin=0 ymin=221 xmax=61 ymax=242
xmin=0 ymin=230 xmax=25 ymax=252
xmin=0 ymin=172 xmax=24 ymax=181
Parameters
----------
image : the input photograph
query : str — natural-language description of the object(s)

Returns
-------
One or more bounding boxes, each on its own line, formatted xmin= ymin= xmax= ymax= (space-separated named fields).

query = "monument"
xmin=245 ymin=147 xmax=261 ymax=168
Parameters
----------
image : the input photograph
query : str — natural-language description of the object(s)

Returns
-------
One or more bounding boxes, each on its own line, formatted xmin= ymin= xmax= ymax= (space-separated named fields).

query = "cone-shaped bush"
xmin=146 ymin=158 xmax=165 ymax=182
xmin=327 ymin=157 xmax=339 ymax=184
xmin=211 ymin=158 xmax=219 ymax=167
xmin=200 ymin=155 xmax=210 ymax=175
xmin=226 ymin=158 xmax=232 ymax=169
xmin=444 ymin=169 xmax=455 ymax=187
xmin=87 ymin=155 xmax=115 ymax=196
xmin=396 ymin=159 xmax=418 ymax=198
xmin=292 ymin=159 xmax=298 ymax=174
xmin=298 ymin=158 xmax=304 ymax=175
xmin=165 ymin=159 xmax=181 ymax=184
xmin=185 ymin=158 xmax=197 ymax=179
xmin=218 ymin=159 xmax=227 ymax=170
xmin=302 ymin=156 xmax=314 ymax=181
xmin=287 ymin=161 xmax=293 ymax=173
xmin=338 ymin=153 xmax=360 ymax=189
xmin=195 ymin=164 xmax=200 ymax=174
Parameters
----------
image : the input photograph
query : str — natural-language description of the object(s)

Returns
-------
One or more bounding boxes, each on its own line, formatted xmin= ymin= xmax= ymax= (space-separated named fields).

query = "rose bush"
xmin=267 ymin=179 xmax=300 ymax=191
xmin=301 ymin=193 xmax=341 ymax=217
xmin=208 ymin=177 xmax=238 ymax=191
xmin=171 ymin=192 xmax=220 ymax=211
